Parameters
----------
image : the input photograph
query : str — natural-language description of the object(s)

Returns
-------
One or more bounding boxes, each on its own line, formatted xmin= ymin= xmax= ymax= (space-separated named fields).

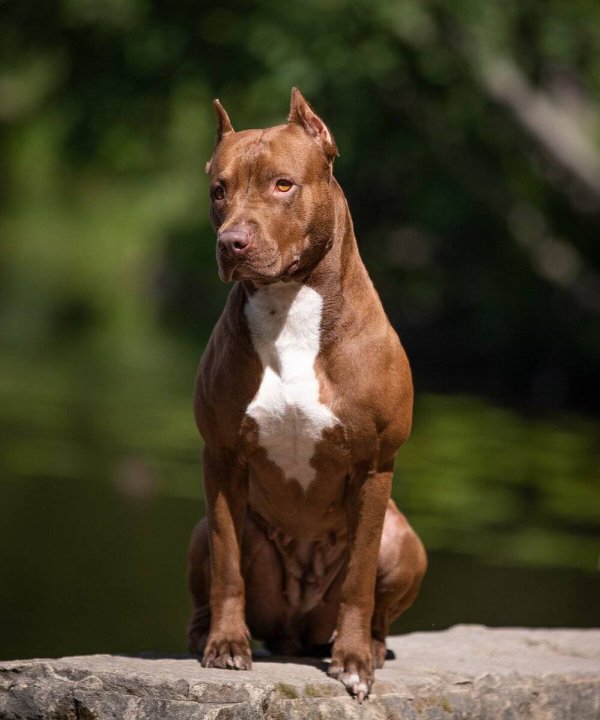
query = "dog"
xmin=187 ymin=88 xmax=426 ymax=701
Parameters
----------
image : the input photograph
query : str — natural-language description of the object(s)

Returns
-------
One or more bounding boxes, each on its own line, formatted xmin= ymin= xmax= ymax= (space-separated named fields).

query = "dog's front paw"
xmin=328 ymin=643 xmax=373 ymax=702
xmin=201 ymin=633 xmax=252 ymax=670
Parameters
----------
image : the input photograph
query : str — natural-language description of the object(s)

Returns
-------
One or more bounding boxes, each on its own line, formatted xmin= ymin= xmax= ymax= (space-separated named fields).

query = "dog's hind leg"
xmin=371 ymin=500 xmax=427 ymax=668
xmin=187 ymin=517 xmax=212 ymax=655
xmin=187 ymin=513 xmax=288 ymax=655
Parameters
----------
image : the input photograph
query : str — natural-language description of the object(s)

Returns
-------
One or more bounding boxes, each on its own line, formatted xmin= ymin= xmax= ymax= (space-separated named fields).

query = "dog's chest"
xmin=244 ymin=282 xmax=340 ymax=490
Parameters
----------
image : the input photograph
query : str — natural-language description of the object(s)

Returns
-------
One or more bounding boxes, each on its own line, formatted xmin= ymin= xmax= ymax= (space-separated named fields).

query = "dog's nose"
xmin=217 ymin=225 xmax=253 ymax=256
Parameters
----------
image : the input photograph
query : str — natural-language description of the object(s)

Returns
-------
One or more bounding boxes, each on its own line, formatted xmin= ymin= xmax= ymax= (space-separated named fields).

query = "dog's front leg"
xmin=329 ymin=461 xmax=393 ymax=700
xmin=201 ymin=445 xmax=252 ymax=670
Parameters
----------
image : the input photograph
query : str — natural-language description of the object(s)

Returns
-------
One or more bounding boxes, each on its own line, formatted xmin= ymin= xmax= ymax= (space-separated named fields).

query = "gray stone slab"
xmin=1 ymin=625 xmax=599 ymax=719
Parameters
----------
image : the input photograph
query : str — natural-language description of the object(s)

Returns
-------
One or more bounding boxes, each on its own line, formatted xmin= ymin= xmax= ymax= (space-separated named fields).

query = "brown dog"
xmin=187 ymin=88 xmax=426 ymax=700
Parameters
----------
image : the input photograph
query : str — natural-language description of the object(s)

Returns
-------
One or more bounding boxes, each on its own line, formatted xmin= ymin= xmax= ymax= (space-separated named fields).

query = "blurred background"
xmin=0 ymin=0 xmax=599 ymax=660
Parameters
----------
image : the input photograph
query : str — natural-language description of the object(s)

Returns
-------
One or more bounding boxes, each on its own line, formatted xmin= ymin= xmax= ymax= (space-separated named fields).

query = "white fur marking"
xmin=245 ymin=282 xmax=339 ymax=490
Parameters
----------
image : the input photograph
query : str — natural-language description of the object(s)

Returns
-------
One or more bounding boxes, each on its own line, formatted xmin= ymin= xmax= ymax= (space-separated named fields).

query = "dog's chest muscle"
xmin=244 ymin=282 xmax=339 ymax=490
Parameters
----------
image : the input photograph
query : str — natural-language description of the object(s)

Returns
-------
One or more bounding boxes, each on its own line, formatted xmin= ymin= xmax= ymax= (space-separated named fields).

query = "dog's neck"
xmin=308 ymin=178 xmax=362 ymax=286
xmin=304 ymin=179 xmax=374 ymax=345
xmin=240 ymin=178 xmax=368 ymax=345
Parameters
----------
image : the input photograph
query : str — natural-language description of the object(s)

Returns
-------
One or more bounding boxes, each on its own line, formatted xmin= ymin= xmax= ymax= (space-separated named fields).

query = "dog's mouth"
xmin=217 ymin=252 xmax=300 ymax=285
xmin=216 ymin=255 xmax=239 ymax=283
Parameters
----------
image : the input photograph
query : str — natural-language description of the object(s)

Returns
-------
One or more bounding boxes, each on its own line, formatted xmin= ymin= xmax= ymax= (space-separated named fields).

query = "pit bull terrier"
xmin=187 ymin=88 xmax=426 ymax=701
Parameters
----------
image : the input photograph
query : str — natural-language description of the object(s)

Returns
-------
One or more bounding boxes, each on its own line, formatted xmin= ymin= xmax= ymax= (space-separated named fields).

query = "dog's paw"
xmin=327 ymin=645 xmax=374 ymax=702
xmin=201 ymin=634 xmax=252 ymax=670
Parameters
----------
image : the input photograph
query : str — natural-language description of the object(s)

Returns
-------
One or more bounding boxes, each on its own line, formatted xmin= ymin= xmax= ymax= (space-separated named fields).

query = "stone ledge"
xmin=1 ymin=625 xmax=599 ymax=719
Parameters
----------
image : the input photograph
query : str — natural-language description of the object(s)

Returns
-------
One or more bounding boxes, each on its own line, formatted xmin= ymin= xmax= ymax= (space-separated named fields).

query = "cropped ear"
xmin=214 ymin=98 xmax=234 ymax=144
xmin=288 ymin=87 xmax=338 ymax=162
xmin=206 ymin=99 xmax=234 ymax=174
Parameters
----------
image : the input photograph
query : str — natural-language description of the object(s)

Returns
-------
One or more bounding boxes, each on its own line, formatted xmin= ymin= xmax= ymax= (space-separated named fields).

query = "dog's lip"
xmin=216 ymin=246 xmax=252 ymax=282
xmin=284 ymin=258 xmax=300 ymax=276
xmin=218 ymin=258 xmax=272 ymax=285
xmin=217 ymin=253 xmax=301 ymax=285
xmin=217 ymin=254 xmax=239 ymax=282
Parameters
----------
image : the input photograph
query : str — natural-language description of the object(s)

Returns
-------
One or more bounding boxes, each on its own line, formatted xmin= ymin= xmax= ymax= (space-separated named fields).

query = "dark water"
xmin=0 ymin=344 xmax=598 ymax=660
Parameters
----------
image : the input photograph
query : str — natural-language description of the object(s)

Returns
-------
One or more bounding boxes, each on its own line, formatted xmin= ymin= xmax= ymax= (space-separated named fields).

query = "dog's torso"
xmin=196 ymin=239 xmax=412 ymax=544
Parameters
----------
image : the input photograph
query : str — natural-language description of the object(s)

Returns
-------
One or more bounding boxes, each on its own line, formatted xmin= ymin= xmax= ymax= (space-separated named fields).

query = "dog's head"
xmin=206 ymin=88 xmax=339 ymax=284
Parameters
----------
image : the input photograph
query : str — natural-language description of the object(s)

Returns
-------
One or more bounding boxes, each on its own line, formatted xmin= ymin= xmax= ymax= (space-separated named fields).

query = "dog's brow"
xmin=237 ymin=133 xmax=269 ymax=194
xmin=241 ymin=132 xmax=267 ymax=161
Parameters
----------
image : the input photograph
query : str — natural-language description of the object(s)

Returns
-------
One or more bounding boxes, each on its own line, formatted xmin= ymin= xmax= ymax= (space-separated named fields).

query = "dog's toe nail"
xmin=357 ymin=681 xmax=369 ymax=699
xmin=201 ymin=652 xmax=214 ymax=668
xmin=226 ymin=656 xmax=235 ymax=668
xmin=345 ymin=672 xmax=360 ymax=688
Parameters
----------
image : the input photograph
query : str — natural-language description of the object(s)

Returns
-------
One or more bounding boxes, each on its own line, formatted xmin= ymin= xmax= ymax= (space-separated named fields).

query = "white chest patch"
xmin=244 ymin=282 xmax=339 ymax=490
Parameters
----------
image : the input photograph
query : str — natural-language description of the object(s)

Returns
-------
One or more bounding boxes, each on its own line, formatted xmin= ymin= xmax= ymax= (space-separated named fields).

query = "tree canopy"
xmin=1 ymin=0 xmax=599 ymax=411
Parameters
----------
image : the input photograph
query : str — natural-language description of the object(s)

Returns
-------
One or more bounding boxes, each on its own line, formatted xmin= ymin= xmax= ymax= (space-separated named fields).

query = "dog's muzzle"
xmin=216 ymin=224 xmax=255 ymax=281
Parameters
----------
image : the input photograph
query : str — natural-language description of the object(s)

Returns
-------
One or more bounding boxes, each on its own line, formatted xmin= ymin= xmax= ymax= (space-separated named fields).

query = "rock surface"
xmin=1 ymin=625 xmax=599 ymax=719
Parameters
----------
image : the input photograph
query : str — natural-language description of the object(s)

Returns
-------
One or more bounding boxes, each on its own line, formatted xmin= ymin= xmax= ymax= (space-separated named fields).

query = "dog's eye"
xmin=211 ymin=186 xmax=225 ymax=201
xmin=275 ymin=179 xmax=293 ymax=193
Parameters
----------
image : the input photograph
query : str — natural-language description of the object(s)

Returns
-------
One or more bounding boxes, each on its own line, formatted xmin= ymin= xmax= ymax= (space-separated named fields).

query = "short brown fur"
xmin=188 ymin=89 xmax=426 ymax=700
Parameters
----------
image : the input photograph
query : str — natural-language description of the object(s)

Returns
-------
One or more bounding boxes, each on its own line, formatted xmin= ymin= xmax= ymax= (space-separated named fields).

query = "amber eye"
xmin=211 ymin=186 xmax=225 ymax=201
xmin=275 ymin=179 xmax=293 ymax=193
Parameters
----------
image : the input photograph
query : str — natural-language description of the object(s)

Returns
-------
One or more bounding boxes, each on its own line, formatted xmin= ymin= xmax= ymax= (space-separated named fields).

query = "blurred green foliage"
xmin=1 ymin=0 xmax=600 ymax=407
xmin=0 ymin=0 xmax=599 ymax=657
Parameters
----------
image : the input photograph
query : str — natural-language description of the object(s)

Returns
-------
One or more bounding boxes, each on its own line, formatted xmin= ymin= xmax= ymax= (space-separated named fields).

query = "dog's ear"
xmin=288 ymin=87 xmax=338 ymax=162
xmin=214 ymin=98 xmax=234 ymax=144
xmin=206 ymin=99 xmax=234 ymax=173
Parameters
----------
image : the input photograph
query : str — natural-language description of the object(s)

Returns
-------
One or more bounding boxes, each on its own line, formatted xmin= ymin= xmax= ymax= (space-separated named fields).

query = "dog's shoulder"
xmin=194 ymin=284 xmax=260 ymax=447
xmin=325 ymin=309 xmax=413 ymax=453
